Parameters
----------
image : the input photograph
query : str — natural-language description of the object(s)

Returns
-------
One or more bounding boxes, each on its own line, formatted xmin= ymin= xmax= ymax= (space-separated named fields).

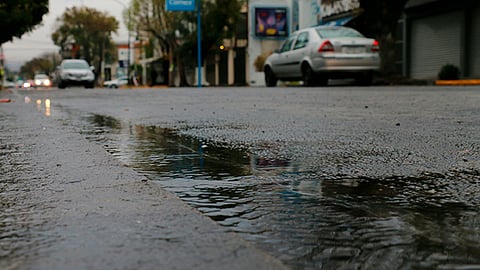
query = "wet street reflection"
xmin=83 ymin=114 xmax=480 ymax=269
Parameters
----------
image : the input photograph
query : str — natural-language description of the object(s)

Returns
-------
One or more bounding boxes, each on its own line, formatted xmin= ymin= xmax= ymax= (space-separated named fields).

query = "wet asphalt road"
xmin=15 ymin=85 xmax=480 ymax=177
xmin=2 ymin=85 xmax=480 ymax=269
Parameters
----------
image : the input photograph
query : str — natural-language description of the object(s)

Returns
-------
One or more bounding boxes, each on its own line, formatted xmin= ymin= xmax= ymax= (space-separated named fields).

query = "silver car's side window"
xmin=294 ymin=32 xmax=309 ymax=50
xmin=280 ymin=37 xmax=296 ymax=53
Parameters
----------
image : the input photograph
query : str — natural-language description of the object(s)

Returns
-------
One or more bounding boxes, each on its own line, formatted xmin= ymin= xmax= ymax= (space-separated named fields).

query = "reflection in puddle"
xmin=45 ymin=99 xmax=51 ymax=116
xmin=85 ymin=114 xmax=294 ymax=180
xmin=83 ymin=114 xmax=480 ymax=269
xmin=29 ymin=97 xmax=52 ymax=117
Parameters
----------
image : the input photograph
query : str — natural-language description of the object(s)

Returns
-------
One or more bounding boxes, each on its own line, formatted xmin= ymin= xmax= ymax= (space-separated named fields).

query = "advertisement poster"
xmin=254 ymin=7 xmax=288 ymax=38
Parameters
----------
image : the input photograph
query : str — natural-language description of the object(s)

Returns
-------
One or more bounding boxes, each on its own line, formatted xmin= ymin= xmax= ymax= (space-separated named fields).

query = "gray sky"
xmin=2 ymin=0 xmax=130 ymax=71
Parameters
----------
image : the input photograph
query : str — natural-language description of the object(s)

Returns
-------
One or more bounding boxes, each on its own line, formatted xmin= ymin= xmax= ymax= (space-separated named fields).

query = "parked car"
xmin=33 ymin=73 xmax=52 ymax=88
xmin=2 ymin=80 xmax=15 ymax=89
xmin=55 ymin=59 xmax=95 ymax=89
xmin=263 ymin=26 xmax=380 ymax=87
xmin=103 ymin=76 xmax=128 ymax=88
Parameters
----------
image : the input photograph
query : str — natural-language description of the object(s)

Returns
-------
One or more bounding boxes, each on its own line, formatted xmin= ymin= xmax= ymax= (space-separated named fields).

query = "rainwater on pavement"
xmin=4 ymin=87 xmax=480 ymax=270
xmin=75 ymin=113 xmax=480 ymax=270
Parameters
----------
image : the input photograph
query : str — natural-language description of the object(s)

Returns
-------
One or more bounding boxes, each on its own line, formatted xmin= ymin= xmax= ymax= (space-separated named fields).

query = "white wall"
xmin=248 ymin=0 xmax=292 ymax=86
xmin=299 ymin=0 xmax=321 ymax=29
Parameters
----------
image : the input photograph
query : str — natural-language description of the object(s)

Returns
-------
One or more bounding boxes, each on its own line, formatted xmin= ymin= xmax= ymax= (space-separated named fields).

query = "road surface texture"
xmin=0 ymin=88 xmax=289 ymax=270
xmin=2 ymin=85 xmax=480 ymax=269
xmin=15 ymin=85 xmax=479 ymax=178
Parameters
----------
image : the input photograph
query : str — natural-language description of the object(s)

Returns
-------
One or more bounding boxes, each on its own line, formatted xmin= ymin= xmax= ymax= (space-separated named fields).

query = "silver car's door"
xmin=287 ymin=31 xmax=311 ymax=78
xmin=271 ymin=36 xmax=296 ymax=78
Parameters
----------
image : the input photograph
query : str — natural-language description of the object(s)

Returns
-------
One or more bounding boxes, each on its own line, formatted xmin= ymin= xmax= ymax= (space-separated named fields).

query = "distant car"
xmin=3 ymin=80 xmax=15 ymax=89
xmin=263 ymin=26 xmax=380 ymax=87
xmin=22 ymin=80 xmax=35 ymax=89
xmin=33 ymin=73 xmax=52 ymax=88
xmin=56 ymin=59 xmax=95 ymax=89
xmin=103 ymin=76 xmax=128 ymax=88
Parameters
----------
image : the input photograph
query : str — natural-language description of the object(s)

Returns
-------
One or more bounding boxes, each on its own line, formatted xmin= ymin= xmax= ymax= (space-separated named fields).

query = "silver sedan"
xmin=264 ymin=26 xmax=380 ymax=86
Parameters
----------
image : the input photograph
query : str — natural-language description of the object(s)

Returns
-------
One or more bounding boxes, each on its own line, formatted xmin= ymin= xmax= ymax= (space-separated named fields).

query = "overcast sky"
xmin=2 ymin=0 xmax=130 ymax=71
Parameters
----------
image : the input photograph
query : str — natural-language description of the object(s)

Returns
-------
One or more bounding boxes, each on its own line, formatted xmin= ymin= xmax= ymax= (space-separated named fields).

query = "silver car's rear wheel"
xmin=356 ymin=71 xmax=373 ymax=86
xmin=58 ymin=81 xmax=67 ymax=89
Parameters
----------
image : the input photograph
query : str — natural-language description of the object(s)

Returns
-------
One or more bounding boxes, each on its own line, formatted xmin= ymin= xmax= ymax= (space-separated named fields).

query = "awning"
xmin=321 ymin=15 xmax=357 ymax=26
xmin=405 ymin=0 xmax=439 ymax=9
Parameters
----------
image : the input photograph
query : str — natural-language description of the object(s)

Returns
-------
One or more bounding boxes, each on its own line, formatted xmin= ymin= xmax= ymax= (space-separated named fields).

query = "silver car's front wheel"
xmin=302 ymin=64 xmax=327 ymax=86
xmin=302 ymin=64 xmax=316 ymax=86
xmin=264 ymin=66 xmax=278 ymax=87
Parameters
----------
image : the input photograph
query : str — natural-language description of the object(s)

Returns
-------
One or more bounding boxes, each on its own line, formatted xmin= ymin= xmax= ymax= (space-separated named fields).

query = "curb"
xmin=435 ymin=80 xmax=480 ymax=86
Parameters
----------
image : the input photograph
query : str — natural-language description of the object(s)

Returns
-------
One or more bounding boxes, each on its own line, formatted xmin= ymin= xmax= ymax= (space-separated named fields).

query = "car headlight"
xmin=44 ymin=79 xmax=51 ymax=86
xmin=35 ymin=80 xmax=41 ymax=85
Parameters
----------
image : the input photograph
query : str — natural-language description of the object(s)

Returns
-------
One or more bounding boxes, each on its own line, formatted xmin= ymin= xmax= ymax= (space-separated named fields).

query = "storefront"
xmin=403 ymin=0 xmax=480 ymax=79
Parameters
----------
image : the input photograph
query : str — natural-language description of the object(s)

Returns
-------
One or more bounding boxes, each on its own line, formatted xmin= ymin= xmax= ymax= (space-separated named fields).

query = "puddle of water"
xmin=82 ymin=114 xmax=480 ymax=269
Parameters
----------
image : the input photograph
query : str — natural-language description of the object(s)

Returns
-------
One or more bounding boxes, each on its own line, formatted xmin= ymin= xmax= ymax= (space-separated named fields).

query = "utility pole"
xmin=197 ymin=0 xmax=202 ymax=88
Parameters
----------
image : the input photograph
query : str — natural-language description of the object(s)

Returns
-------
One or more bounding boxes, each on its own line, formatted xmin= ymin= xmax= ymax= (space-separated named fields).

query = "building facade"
xmin=401 ymin=0 xmax=480 ymax=80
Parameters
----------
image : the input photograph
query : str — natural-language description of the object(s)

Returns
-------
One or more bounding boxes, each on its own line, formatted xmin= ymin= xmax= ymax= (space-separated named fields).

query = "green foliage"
xmin=20 ymin=53 xmax=61 ymax=79
xmin=438 ymin=64 xmax=460 ymax=80
xmin=178 ymin=0 xmax=244 ymax=64
xmin=0 ymin=0 xmax=49 ymax=44
xmin=144 ymin=38 xmax=155 ymax=59
xmin=51 ymin=6 xmax=119 ymax=72
xmin=127 ymin=0 xmax=246 ymax=85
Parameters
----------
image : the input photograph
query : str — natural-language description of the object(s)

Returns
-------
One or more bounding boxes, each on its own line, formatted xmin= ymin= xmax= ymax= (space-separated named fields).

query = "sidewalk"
xmin=0 ymin=90 xmax=289 ymax=270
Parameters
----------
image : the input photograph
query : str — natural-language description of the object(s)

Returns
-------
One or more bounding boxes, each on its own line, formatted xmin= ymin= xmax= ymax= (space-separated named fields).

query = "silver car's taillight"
xmin=371 ymin=40 xmax=380 ymax=52
xmin=318 ymin=40 xmax=335 ymax=53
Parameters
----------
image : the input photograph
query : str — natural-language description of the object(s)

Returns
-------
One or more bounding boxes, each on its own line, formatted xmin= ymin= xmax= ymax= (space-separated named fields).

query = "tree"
xmin=127 ymin=0 xmax=245 ymax=86
xmin=350 ymin=0 xmax=410 ymax=77
xmin=0 ymin=0 xmax=49 ymax=45
xmin=127 ymin=0 xmax=186 ymax=86
xmin=20 ymin=52 xmax=61 ymax=79
xmin=180 ymin=0 xmax=244 ymax=67
xmin=51 ymin=7 xmax=119 ymax=82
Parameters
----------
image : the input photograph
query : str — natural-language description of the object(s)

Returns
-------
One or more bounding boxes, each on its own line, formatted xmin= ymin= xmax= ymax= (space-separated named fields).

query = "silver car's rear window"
xmin=316 ymin=27 xmax=364 ymax=39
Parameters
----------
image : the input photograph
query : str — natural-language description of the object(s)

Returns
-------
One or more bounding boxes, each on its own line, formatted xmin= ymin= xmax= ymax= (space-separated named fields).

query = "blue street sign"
xmin=166 ymin=0 xmax=196 ymax=11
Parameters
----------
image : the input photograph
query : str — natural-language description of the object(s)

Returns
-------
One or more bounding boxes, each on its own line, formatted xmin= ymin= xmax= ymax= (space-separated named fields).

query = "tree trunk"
xmin=176 ymin=52 xmax=189 ymax=87
xmin=167 ymin=51 xmax=174 ymax=87
xmin=378 ymin=31 xmax=397 ymax=77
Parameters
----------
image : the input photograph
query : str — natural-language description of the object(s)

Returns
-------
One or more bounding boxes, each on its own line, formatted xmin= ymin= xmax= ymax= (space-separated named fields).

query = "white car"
xmin=103 ymin=76 xmax=128 ymax=88
xmin=264 ymin=26 xmax=380 ymax=86
xmin=33 ymin=73 xmax=52 ymax=88
xmin=56 ymin=59 xmax=95 ymax=89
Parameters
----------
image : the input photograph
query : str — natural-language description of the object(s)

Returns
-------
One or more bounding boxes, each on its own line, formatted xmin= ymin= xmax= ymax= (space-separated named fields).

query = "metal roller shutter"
xmin=409 ymin=11 xmax=462 ymax=79
xmin=469 ymin=7 xmax=480 ymax=77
